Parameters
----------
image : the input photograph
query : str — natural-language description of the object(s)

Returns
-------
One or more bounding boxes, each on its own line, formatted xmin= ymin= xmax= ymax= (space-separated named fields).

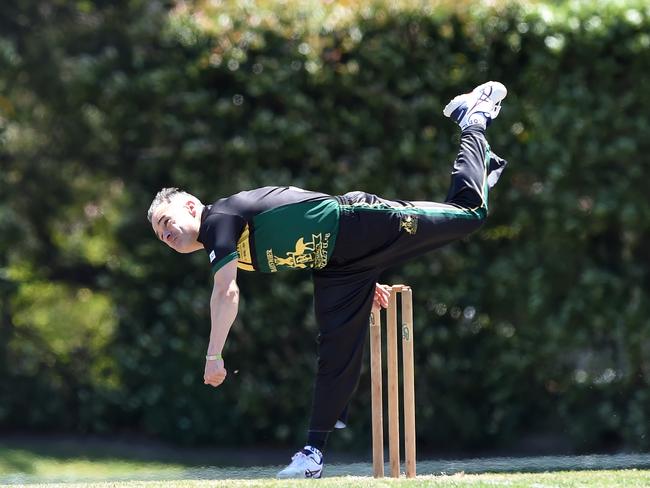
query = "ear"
xmin=185 ymin=200 xmax=197 ymax=217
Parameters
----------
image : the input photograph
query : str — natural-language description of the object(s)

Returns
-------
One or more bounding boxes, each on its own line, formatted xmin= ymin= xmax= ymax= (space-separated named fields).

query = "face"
xmin=151 ymin=197 xmax=203 ymax=254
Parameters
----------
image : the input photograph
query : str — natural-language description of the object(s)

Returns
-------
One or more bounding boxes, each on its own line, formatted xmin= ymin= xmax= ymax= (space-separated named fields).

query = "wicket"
xmin=369 ymin=284 xmax=416 ymax=478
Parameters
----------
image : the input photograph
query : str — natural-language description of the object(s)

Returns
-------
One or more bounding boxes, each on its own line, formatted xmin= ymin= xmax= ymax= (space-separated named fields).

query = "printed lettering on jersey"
xmin=253 ymin=199 xmax=339 ymax=273
xmin=265 ymin=233 xmax=331 ymax=271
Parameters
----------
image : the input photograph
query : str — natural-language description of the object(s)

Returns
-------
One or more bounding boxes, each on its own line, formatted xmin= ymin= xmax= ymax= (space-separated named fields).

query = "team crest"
xmin=400 ymin=214 xmax=418 ymax=235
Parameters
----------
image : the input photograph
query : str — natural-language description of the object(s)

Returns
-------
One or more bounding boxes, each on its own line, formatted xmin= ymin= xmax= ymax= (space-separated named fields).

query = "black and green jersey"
xmin=197 ymin=186 xmax=340 ymax=274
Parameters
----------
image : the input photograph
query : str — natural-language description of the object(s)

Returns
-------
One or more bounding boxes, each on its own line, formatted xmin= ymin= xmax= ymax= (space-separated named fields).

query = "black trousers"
xmin=308 ymin=126 xmax=506 ymax=433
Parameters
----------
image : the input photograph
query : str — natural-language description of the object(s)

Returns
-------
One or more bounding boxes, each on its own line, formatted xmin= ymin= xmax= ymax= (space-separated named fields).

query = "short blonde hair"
xmin=147 ymin=187 xmax=192 ymax=222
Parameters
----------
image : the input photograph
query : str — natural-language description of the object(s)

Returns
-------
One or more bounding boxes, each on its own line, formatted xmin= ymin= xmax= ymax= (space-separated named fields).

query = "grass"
xmin=5 ymin=471 xmax=650 ymax=488
xmin=3 ymin=438 xmax=650 ymax=487
xmin=0 ymin=448 xmax=184 ymax=481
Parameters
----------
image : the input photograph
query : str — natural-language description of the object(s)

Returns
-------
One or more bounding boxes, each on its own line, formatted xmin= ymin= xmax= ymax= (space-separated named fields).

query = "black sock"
xmin=306 ymin=430 xmax=329 ymax=451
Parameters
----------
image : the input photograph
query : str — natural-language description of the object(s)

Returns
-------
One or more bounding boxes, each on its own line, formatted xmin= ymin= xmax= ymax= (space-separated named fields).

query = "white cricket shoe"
xmin=276 ymin=445 xmax=324 ymax=479
xmin=443 ymin=81 xmax=508 ymax=129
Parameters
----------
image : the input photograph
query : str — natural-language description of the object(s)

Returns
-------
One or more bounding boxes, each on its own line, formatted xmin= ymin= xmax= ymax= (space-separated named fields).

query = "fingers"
xmin=204 ymin=369 xmax=227 ymax=387
xmin=380 ymin=288 xmax=389 ymax=308
xmin=374 ymin=283 xmax=390 ymax=309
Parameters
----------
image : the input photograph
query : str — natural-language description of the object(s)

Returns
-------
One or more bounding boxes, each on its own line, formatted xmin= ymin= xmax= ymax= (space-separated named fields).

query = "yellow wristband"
xmin=206 ymin=354 xmax=223 ymax=361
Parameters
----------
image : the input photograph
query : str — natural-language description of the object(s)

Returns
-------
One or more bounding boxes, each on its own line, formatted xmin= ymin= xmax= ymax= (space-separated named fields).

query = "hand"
xmin=204 ymin=358 xmax=227 ymax=387
xmin=374 ymin=283 xmax=390 ymax=309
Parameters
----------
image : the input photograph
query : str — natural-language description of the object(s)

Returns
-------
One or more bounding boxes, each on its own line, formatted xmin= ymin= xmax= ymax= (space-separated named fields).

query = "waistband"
xmin=335 ymin=191 xmax=412 ymax=210
xmin=335 ymin=194 xmax=351 ymax=206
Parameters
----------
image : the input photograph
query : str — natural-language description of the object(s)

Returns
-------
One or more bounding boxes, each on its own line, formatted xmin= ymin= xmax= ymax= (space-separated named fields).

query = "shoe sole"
xmin=443 ymin=81 xmax=507 ymax=118
xmin=276 ymin=472 xmax=322 ymax=479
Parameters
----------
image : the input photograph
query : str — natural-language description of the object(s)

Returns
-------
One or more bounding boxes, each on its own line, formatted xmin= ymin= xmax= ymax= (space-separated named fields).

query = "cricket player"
xmin=147 ymin=81 xmax=508 ymax=478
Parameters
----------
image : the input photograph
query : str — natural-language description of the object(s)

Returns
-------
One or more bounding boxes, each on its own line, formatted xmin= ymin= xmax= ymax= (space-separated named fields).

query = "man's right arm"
xmin=203 ymin=259 xmax=239 ymax=387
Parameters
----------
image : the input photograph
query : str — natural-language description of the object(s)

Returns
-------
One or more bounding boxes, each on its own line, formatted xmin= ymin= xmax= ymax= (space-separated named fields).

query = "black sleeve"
xmin=200 ymin=213 xmax=245 ymax=274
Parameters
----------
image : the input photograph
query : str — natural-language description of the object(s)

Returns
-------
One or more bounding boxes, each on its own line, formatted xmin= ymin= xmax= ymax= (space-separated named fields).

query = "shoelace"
xmin=464 ymin=86 xmax=494 ymax=117
xmin=477 ymin=85 xmax=493 ymax=103
xmin=473 ymin=86 xmax=501 ymax=118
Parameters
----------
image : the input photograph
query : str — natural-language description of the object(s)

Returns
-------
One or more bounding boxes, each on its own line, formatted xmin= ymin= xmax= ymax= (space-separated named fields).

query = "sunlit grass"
xmin=8 ymin=470 xmax=650 ymax=488
xmin=4 ymin=441 xmax=650 ymax=487
xmin=0 ymin=445 xmax=185 ymax=481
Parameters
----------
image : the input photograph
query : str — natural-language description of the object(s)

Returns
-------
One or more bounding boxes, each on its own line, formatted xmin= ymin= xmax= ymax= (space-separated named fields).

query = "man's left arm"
xmin=203 ymin=259 xmax=239 ymax=387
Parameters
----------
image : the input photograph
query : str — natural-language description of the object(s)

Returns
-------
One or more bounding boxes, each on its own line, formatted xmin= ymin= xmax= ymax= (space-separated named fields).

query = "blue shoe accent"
xmin=277 ymin=445 xmax=324 ymax=479
xmin=450 ymin=105 xmax=468 ymax=125
xmin=305 ymin=468 xmax=321 ymax=478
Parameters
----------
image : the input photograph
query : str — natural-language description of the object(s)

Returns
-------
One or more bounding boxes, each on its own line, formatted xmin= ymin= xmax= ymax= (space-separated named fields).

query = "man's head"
xmin=148 ymin=188 xmax=205 ymax=254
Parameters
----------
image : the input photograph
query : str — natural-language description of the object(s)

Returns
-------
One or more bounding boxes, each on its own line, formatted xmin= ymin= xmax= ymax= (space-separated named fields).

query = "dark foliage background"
xmin=2 ymin=0 xmax=650 ymax=454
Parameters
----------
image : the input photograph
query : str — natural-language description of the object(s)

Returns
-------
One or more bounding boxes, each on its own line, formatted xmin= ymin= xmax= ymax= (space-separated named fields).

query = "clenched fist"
xmin=204 ymin=358 xmax=227 ymax=387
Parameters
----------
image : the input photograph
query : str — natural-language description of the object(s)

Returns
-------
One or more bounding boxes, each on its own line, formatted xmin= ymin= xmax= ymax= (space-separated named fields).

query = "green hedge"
xmin=2 ymin=0 xmax=650 ymax=453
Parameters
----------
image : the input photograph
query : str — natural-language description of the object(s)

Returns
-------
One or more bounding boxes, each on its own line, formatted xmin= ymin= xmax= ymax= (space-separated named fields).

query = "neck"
xmin=188 ymin=242 xmax=205 ymax=253
xmin=191 ymin=202 xmax=207 ymax=252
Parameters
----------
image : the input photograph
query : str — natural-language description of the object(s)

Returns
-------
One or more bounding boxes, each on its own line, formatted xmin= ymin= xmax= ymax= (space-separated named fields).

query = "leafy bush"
xmin=2 ymin=0 xmax=650 ymax=452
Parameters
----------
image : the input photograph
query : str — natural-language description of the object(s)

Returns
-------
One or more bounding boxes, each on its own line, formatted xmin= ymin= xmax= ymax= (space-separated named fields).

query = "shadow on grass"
xmin=416 ymin=453 xmax=650 ymax=475
xmin=0 ymin=448 xmax=37 ymax=475
xmin=3 ymin=435 xmax=650 ymax=484
xmin=0 ymin=434 xmax=297 ymax=467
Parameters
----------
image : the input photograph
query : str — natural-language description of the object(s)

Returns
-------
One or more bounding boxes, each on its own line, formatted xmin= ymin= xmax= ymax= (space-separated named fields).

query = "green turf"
xmin=4 ymin=471 xmax=650 ymax=488
xmin=0 ymin=446 xmax=184 ymax=479
xmin=3 ymin=442 xmax=650 ymax=487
